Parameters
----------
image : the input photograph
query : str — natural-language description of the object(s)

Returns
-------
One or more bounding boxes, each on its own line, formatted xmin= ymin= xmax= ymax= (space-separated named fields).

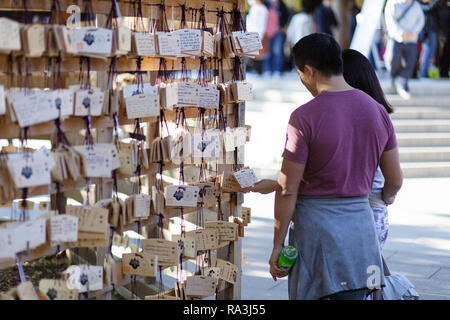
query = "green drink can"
xmin=277 ymin=245 xmax=298 ymax=271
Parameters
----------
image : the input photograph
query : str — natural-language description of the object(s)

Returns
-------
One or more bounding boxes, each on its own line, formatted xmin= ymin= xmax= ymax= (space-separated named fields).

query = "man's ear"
xmin=303 ymin=65 xmax=315 ymax=79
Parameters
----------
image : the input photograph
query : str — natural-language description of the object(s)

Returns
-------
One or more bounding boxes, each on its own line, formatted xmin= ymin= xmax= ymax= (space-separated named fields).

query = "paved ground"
xmin=241 ymin=178 xmax=450 ymax=300
xmin=240 ymin=73 xmax=450 ymax=300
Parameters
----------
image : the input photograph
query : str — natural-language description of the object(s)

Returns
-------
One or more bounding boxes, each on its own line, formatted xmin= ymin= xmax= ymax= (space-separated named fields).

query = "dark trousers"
xmin=419 ymin=30 xmax=437 ymax=78
xmin=320 ymin=288 xmax=368 ymax=300
xmin=262 ymin=31 xmax=285 ymax=74
xmin=440 ymin=36 xmax=450 ymax=78
xmin=390 ymin=41 xmax=418 ymax=91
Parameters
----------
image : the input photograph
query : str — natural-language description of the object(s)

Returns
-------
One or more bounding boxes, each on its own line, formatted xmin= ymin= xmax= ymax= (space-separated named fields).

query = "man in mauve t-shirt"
xmin=247 ymin=33 xmax=403 ymax=300
xmin=282 ymin=88 xmax=398 ymax=197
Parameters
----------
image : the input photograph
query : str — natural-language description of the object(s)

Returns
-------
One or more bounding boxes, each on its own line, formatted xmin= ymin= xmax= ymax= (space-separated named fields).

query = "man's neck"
xmin=316 ymin=75 xmax=354 ymax=94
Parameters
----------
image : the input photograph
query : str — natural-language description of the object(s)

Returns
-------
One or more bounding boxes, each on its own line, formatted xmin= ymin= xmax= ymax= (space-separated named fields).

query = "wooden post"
xmin=95 ymin=69 xmax=113 ymax=300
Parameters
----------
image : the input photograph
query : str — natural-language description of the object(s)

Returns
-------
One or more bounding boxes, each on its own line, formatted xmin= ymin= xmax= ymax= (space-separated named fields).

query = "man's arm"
xmin=269 ymin=158 xmax=305 ymax=280
xmin=384 ymin=1 xmax=407 ymax=42
xmin=244 ymin=179 xmax=280 ymax=194
xmin=380 ymin=147 xmax=403 ymax=205
xmin=411 ymin=4 xmax=425 ymax=36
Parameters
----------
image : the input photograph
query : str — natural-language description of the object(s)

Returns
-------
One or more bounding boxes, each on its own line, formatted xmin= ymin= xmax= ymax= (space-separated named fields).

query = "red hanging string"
xmin=49 ymin=0 xmax=64 ymax=25
xmin=21 ymin=0 xmax=31 ymax=25
xmin=7 ymin=54 xmax=14 ymax=87
xmin=231 ymin=6 xmax=246 ymax=32
xmin=105 ymin=0 xmax=118 ymax=30
xmin=158 ymin=1 xmax=170 ymax=32
xmin=82 ymin=0 xmax=95 ymax=26
xmin=198 ymin=3 xmax=208 ymax=31
xmin=180 ymin=3 xmax=187 ymax=30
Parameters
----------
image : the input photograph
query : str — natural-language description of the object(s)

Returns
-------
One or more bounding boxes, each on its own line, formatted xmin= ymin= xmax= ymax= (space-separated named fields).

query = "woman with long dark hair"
xmin=342 ymin=49 xmax=394 ymax=114
xmin=342 ymin=48 xmax=393 ymax=250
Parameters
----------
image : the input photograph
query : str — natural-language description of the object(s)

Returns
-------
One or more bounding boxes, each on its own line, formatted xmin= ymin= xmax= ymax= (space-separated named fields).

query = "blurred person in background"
xmin=314 ymin=0 xmax=338 ymax=36
xmin=384 ymin=0 xmax=425 ymax=99
xmin=368 ymin=13 xmax=388 ymax=72
xmin=418 ymin=0 xmax=442 ymax=79
xmin=247 ymin=0 xmax=269 ymax=40
xmin=286 ymin=0 xmax=317 ymax=50
xmin=246 ymin=0 xmax=269 ymax=74
xmin=342 ymin=49 xmax=395 ymax=253
xmin=438 ymin=1 xmax=449 ymax=78
xmin=348 ymin=0 xmax=361 ymax=43
xmin=262 ymin=0 xmax=292 ymax=78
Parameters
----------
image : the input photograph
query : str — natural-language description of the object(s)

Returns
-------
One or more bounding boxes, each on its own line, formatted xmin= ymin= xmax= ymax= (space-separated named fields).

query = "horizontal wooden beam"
xmin=0 ymin=55 xmax=233 ymax=73
xmin=0 ymin=107 xmax=218 ymax=140
xmin=0 ymin=160 xmax=193 ymax=202
xmin=0 ymin=116 xmax=114 ymax=140
xmin=0 ymin=0 xmax=239 ymax=12
xmin=0 ymin=0 xmax=240 ymax=25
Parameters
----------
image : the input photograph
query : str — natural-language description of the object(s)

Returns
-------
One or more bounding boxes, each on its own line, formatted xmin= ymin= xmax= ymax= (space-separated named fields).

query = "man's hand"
xmin=403 ymin=31 xmax=413 ymax=41
xmin=269 ymin=245 xmax=289 ymax=281
xmin=269 ymin=159 xmax=304 ymax=281
xmin=243 ymin=179 xmax=279 ymax=194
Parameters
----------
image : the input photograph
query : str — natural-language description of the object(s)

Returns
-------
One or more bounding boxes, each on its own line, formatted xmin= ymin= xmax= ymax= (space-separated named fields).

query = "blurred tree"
xmin=332 ymin=0 xmax=352 ymax=49
xmin=356 ymin=0 xmax=364 ymax=7
xmin=284 ymin=0 xmax=302 ymax=12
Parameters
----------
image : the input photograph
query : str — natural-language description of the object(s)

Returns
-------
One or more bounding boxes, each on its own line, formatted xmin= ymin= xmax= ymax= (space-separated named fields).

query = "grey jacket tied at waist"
xmin=288 ymin=195 xmax=385 ymax=300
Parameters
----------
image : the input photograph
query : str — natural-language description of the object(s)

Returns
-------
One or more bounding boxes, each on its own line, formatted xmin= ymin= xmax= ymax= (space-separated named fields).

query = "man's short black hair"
xmin=293 ymin=33 xmax=343 ymax=77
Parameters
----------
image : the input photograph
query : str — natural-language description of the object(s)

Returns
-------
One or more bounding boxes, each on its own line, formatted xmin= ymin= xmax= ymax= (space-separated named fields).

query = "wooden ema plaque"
xmin=205 ymin=221 xmax=238 ymax=242
xmin=122 ymin=252 xmax=157 ymax=277
xmin=142 ymin=239 xmax=179 ymax=267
